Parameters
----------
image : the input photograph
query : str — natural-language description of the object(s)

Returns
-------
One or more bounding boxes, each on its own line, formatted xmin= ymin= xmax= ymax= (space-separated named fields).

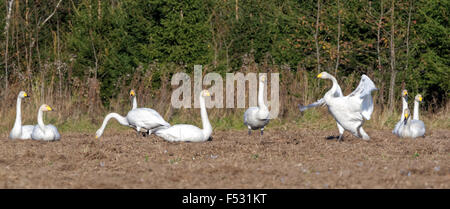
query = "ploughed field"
xmin=0 ymin=129 xmax=448 ymax=188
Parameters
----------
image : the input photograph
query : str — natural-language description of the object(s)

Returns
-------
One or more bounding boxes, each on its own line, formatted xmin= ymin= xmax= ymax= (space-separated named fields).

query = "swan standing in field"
xmin=397 ymin=108 xmax=425 ymax=138
xmin=95 ymin=90 xmax=171 ymax=139
xmin=127 ymin=89 xmax=170 ymax=136
xmin=393 ymin=90 xmax=409 ymax=136
xmin=154 ymin=90 xmax=212 ymax=142
xmin=31 ymin=104 xmax=61 ymax=141
xmin=9 ymin=91 xmax=35 ymax=140
xmin=299 ymin=72 xmax=378 ymax=141
xmin=244 ymin=74 xmax=270 ymax=135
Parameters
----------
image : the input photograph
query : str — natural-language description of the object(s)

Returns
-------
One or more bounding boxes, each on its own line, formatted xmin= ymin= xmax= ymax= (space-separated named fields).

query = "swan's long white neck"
xmin=401 ymin=96 xmax=408 ymax=121
xmin=325 ymin=75 xmax=339 ymax=99
xmin=37 ymin=108 xmax=46 ymax=131
xmin=100 ymin=113 xmax=129 ymax=131
xmin=132 ymin=96 xmax=137 ymax=109
xmin=13 ymin=96 xmax=23 ymax=131
xmin=257 ymin=79 xmax=269 ymax=119
xmin=199 ymin=95 xmax=212 ymax=140
xmin=413 ymin=100 xmax=420 ymax=120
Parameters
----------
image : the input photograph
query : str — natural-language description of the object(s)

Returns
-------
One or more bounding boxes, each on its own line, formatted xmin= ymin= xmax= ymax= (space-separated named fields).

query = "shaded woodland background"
xmin=0 ymin=0 xmax=448 ymax=133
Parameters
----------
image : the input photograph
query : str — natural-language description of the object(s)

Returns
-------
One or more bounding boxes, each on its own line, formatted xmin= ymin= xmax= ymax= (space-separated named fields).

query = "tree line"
xmin=1 ymin=0 xmax=448 ymax=114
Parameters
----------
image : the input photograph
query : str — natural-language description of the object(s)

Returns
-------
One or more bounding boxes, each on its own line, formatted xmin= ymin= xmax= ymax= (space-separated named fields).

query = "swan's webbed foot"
xmin=141 ymin=132 xmax=148 ymax=137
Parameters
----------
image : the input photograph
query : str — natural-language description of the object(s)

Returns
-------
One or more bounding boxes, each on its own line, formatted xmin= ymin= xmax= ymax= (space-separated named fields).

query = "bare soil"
xmin=0 ymin=129 xmax=448 ymax=188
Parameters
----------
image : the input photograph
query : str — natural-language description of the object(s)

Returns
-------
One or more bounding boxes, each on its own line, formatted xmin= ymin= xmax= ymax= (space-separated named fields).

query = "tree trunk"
xmin=4 ymin=0 xmax=14 ymax=103
xmin=388 ymin=0 xmax=396 ymax=111
xmin=334 ymin=0 xmax=341 ymax=76
xmin=315 ymin=0 xmax=321 ymax=86
xmin=377 ymin=0 xmax=385 ymax=107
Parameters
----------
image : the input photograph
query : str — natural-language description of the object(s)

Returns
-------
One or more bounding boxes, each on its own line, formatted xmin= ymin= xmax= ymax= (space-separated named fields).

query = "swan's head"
xmin=415 ymin=94 xmax=423 ymax=102
xmin=402 ymin=90 xmax=408 ymax=97
xmin=40 ymin=104 xmax=54 ymax=112
xmin=19 ymin=91 xmax=30 ymax=99
xmin=403 ymin=108 xmax=411 ymax=124
xmin=201 ymin=90 xmax=211 ymax=97
xmin=317 ymin=72 xmax=331 ymax=79
xmin=130 ymin=90 xmax=136 ymax=97
xmin=259 ymin=74 xmax=266 ymax=83
xmin=95 ymin=129 xmax=103 ymax=139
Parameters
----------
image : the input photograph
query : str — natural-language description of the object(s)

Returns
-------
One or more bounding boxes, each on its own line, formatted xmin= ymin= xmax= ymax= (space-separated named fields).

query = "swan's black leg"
xmin=260 ymin=128 xmax=264 ymax=136
xmin=337 ymin=134 xmax=344 ymax=142
xmin=248 ymin=129 xmax=251 ymax=135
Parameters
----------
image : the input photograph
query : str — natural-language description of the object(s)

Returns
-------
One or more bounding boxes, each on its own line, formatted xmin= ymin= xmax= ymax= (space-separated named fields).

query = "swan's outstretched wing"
xmin=347 ymin=75 xmax=378 ymax=120
xmin=298 ymin=98 xmax=325 ymax=112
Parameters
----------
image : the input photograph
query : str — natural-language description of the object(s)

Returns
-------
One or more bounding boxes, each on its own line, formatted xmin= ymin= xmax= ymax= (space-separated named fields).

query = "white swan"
xmin=413 ymin=94 xmax=423 ymax=120
xmin=95 ymin=112 xmax=132 ymax=138
xmin=244 ymin=74 xmax=270 ymax=135
xmin=130 ymin=89 xmax=137 ymax=110
xmin=299 ymin=72 xmax=377 ymax=141
xmin=31 ymin=104 xmax=61 ymax=141
xmin=95 ymin=90 xmax=171 ymax=139
xmin=154 ymin=90 xmax=212 ymax=142
xmin=9 ymin=91 xmax=35 ymax=140
xmin=393 ymin=90 xmax=409 ymax=136
xmin=397 ymin=108 xmax=425 ymax=138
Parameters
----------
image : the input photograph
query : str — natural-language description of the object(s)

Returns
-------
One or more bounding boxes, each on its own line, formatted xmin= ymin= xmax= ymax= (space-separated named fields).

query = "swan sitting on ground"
xmin=154 ymin=90 xmax=212 ymax=142
xmin=299 ymin=72 xmax=377 ymax=141
xmin=31 ymin=104 xmax=61 ymax=141
xmin=393 ymin=90 xmax=409 ymax=136
xmin=9 ymin=91 xmax=35 ymax=140
xmin=244 ymin=74 xmax=270 ymax=135
xmin=397 ymin=108 xmax=425 ymax=138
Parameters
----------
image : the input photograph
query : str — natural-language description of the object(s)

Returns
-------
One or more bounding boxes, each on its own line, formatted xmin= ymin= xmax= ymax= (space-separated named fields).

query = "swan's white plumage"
xmin=397 ymin=109 xmax=425 ymax=138
xmin=31 ymin=104 xmax=60 ymax=141
xmin=9 ymin=91 xmax=34 ymax=140
xmin=300 ymin=72 xmax=377 ymax=140
xmin=95 ymin=113 xmax=131 ymax=138
xmin=243 ymin=74 xmax=270 ymax=134
xmin=393 ymin=90 xmax=408 ymax=136
xmin=155 ymin=90 xmax=212 ymax=142
xmin=126 ymin=107 xmax=170 ymax=133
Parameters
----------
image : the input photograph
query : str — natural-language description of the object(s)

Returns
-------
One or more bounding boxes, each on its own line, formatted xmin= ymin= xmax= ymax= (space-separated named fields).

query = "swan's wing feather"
xmin=298 ymin=98 xmax=325 ymax=112
xmin=127 ymin=108 xmax=170 ymax=129
xmin=47 ymin=124 xmax=61 ymax=140
xmin=244 ymin=107 xmax=258 ymax=125
xmin=348 ymin=75 xmax=378 ymax=120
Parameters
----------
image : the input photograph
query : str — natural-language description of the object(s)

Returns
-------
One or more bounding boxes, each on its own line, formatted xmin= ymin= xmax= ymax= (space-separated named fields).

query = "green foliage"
xmin=0 ymin=0 xmax=448 ymax=109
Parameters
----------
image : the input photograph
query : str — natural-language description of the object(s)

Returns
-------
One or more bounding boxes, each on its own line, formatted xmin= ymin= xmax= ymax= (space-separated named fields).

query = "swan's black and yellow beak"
xmin=24 ymin=92 xmax=30 ymax=98
xmin=130 ymin=90 xmax=135 ymax=97
xmin=46 ymin=106 xmax=54 ymax=111
xmin=419 ymin=96 xmax=423 ymax=102
xmin=317 ymin=73 xmax=323 ymax=78
xmin=403 ymin=90 xmax=408 ymax=96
